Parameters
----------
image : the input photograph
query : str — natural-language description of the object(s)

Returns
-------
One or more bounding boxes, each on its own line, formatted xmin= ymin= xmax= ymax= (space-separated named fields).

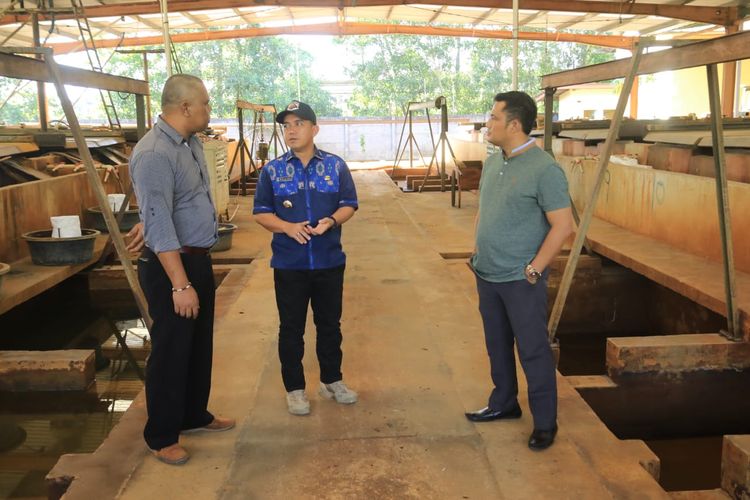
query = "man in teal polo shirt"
xmin=465 ymin=91 xmax=574 ymax=451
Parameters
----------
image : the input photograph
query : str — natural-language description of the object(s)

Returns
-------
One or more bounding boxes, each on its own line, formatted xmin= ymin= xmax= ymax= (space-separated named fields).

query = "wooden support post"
xmin=135 ymin=94 xmax=146 ymax=139
xmin=547 ymin=44 xmax=644 ymax=344
xmin=543 ymin=87 xmax=554 ymax=155
xmin=44 ymin=50 xmax=152 ymax=330
xmin=31 ymin=14 xmax=48 ymax=132
xmin=721 ymin=23 xmax=740 ymax=118
xmin=629 ymin=74 xmax=639 ymax=119
xmin=707 ymin=63 xmax=741 ymax=341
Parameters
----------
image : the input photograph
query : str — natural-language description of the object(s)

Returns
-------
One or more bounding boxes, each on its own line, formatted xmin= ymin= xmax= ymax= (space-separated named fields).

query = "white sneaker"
xmin=319 ymin=381 xmax=358 ymax=404
xmin=286 ymin=390 xmax=310 ymax=415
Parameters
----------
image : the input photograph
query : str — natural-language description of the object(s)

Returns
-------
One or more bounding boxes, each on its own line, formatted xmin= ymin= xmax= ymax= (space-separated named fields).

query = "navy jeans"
xmin=138 ymin=248 xmax=215 ymax=450
xmin=475 ymin=273 xmax=557 ymax=430
xmin=274 ymin=265 xmax=345 ymax=392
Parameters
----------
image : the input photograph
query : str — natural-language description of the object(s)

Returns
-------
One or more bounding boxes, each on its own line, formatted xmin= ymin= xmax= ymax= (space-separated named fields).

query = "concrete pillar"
xmin=721 ymin=435 xmax=750 ymax=498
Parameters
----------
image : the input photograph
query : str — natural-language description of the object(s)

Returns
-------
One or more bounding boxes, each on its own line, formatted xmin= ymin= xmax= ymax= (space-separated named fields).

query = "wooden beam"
xmin=236 ymin=100 xmax=276 ymax=113
xmin=428 ymin=6 xmax=446 ymax=23
xmin=0 ymin=51 xmax=149 ymax=94
xmin=721 ymin=22 xmax=740 ymax=118
xmin=233 ymin=8 xmax=254 ymax=24
xmin=556 ymin=13 xmax=596 ymax=31
xmin=48 ymin=21 xmax=640 ymax=53
xmin=182 ymin=12 xmax=209 ymax=28
xmin=519 ymin=11 xmax=543 ymax=27
xmin=0 ymin=0 xmax=741 ymax=26
xmin=472 ymin=7 xmax=496 ymax=26
xmin=541 ymin=30 xmax=750 ymax=89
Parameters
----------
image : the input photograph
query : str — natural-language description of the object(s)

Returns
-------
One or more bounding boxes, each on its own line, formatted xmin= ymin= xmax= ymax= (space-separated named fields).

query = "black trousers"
xmin=138 ymin=248 xmax=215 ymax=450
xmin=274 ymin=265 xmax=345 ymax=392
xmin=476 ymin=273 xmax=557 ymax=431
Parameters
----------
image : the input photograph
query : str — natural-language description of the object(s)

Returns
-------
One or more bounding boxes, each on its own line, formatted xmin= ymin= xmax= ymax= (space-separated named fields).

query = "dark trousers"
xmin=138 ymin=248 xmax=215 ymax=450
xmin=476 ymin=273 xmax=557 ymax=430
xmin=274 ymin=265 xmax=345 ymax=392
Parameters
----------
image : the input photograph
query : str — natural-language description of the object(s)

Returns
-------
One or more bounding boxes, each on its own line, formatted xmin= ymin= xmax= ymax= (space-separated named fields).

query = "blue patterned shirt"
xmin=253 ymin=148 xmax=358 ymax=270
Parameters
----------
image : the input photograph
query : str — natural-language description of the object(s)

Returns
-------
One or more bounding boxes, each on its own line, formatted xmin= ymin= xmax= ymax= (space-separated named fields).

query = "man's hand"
xmin=173 ymin=286 xmax=200 ymax=319
xmin=309 ymin=217 xmax=335 ymax=236
xmin=284 ymin=221 xmax=312 ymax=244
xmin=126 ymin=222 xmax=145 ymax=253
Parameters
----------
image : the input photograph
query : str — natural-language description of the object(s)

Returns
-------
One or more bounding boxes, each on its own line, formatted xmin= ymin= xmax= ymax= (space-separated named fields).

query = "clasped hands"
xmin=285 ymin=218 xmax=334 ymax=244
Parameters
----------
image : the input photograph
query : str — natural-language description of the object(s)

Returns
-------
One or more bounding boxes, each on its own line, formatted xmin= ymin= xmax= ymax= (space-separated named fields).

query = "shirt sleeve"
xmin=337 ymin=161 xmax=359 ymax=210
xmin=538 ymin=163 xmax=571 ymax=213
xmin=131 ymin=151 xmax=181 ymax=253
xmin=252 ymin=166 xmax=275 ymax=214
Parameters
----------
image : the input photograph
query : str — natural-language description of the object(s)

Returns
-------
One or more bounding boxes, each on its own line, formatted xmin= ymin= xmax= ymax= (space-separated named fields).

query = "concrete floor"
xmin=104 ymin=171 xmax=666 ymax=499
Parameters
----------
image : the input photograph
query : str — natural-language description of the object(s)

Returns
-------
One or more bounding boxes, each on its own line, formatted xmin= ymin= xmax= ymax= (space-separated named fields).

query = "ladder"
xmin=71 ymin=0 xmax=122 ymax=130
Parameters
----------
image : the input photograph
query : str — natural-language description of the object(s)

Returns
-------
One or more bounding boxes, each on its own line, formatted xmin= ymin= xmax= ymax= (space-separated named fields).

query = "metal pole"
xmin=135 ymin=94 xmax=146 ymax=139
xmin=706 ymin=63 xmax=741 ymax=341
xmin=547 ymin=44 xmax=644 ymax=343
xmin=143 ymin=52 xmax=152 ymax=128
xmin=31 ymin=14 xmax=48 ymax=131
xmin=512 ymin=0 xmax=519 ymax=91
xmin=238 ymin=108 xmax=247 ymax=196
xmin=159 ymin=0 xmax=173 ymax=76
xmin=45 ymin=50 xmax=152 ymax=330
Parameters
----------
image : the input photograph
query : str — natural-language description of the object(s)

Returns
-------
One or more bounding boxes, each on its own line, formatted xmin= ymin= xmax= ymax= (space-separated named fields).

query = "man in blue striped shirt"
xmin=130 ymin=74 xmax=235 ymax=465
xmin=254 ymin=101 xmax=359 ymax=416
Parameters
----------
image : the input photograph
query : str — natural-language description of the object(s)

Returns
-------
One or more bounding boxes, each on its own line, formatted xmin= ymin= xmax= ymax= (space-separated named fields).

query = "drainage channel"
xmin=550 ymin=257 xmax=746 ymax=493
xmin=442 ymin=250 xmax=747 ymax=492
xmin=0 ymin=269 xmax=230 ymax=498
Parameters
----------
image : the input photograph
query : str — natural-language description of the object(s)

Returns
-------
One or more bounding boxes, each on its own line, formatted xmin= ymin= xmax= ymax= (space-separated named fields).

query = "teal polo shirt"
xmin=471 ymin=145 xmax=570 ymax=283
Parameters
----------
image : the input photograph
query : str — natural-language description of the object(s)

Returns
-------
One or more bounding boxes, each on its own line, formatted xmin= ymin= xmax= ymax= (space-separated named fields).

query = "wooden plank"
xmin=236 ymin=100 xmax=276 ymax=113
xmin=0 ymin=52 xmax=149 ymax=95
xmin=541 ymin=30 xmax=750 ymax=89
xmin=0 ymin=238 xmax=107 ymax=315
xmin=583 ymin=217 xmax=750 ymax=340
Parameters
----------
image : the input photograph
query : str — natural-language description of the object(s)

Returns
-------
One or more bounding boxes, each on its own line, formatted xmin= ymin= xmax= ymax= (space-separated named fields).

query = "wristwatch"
xmin=525 ymin=264 xmax=542 ymax=285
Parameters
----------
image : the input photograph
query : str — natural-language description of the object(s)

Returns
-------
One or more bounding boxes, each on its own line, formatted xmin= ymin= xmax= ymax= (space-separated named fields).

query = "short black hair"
xmin=493 ymin=91 xmax=537 ymax=135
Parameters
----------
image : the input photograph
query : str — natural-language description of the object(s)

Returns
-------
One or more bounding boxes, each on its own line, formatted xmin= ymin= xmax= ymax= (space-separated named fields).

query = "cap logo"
xmin=287 ymin=101 xmax=300 ymax=111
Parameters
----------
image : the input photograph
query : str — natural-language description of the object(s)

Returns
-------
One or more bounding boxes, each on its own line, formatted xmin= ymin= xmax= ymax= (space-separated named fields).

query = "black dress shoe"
xmin=528 ymin=425 xmax=558 ymax=450
xmin=465 ymin=406 xmax=522 ymax=422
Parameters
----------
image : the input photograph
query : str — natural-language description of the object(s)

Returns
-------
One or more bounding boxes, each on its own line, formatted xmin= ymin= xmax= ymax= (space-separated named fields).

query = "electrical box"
xmin=202 ymin=140 xmax=230 ymax=222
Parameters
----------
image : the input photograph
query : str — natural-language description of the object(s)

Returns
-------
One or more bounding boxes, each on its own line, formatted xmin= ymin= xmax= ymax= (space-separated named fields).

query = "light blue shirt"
xmin=129 ymin=118 xmax=218 ymax=253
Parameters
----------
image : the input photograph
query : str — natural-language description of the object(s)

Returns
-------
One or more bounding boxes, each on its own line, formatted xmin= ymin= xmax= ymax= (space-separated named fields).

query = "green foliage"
xmin=1 ymin=35 xmax=614 ymax=124
xmin=340 ymin=36 xmax=616 ymax=117
xmin=0 ymin=37 xmax=341 ymax=125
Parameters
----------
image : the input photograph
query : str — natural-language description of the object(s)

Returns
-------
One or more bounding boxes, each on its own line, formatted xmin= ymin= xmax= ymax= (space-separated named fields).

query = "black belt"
xmin=180 ymin=245 xmax=210 ymax=255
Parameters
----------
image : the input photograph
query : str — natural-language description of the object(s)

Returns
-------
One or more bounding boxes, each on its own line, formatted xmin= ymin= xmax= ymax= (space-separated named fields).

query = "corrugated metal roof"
xmin=0 ymin=0 xmax=742 ymax=50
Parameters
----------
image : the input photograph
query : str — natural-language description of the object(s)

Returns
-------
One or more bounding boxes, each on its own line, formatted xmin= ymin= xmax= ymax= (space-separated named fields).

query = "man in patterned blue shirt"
xmin=253 ymin=101 xmax=359 ymax=416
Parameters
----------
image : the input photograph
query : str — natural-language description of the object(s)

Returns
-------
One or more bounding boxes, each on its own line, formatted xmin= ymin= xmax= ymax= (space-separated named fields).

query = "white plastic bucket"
xmin=107 ymin=193 xmax=129 ymax=212
xmin=50 ymin=215 xmax=82 ymax=238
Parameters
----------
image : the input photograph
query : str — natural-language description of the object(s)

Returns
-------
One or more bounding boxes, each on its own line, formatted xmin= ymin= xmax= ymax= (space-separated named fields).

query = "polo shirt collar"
xmin=156 ymin=116 xmax=192 ymax=145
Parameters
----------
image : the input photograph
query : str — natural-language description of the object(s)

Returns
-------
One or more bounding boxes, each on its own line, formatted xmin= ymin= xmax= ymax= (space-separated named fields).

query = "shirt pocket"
xmin=269 ymin=163 xmax=301 ymax=197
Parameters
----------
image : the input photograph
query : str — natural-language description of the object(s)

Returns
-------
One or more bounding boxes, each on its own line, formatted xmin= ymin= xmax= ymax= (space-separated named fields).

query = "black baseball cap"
xmin=276 ymin=100 xmax=317 ymax=125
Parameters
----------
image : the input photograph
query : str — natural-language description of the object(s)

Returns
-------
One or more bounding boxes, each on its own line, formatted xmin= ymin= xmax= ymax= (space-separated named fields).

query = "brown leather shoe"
xmin=151 ymin=443 xmax=189 ymax=465
xmin=182 ymin=416 xmax=236 ymax=434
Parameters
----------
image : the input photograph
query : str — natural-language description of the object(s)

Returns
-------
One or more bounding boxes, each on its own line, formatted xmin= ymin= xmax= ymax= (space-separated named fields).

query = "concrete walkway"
xmin=111 ymin=171 xmax=665 ymax=499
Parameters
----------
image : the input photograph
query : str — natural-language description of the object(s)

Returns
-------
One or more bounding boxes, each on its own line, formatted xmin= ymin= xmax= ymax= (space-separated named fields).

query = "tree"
xmin=339 ymin=35 xmax=616 ymax=117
